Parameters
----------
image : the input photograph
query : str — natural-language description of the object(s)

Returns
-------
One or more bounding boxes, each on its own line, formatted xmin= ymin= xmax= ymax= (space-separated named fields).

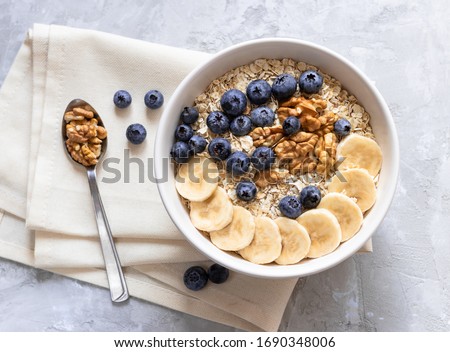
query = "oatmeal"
xmin=170 ymin=58 xmax=383 ymax=265
xmin=190 ymin=58 xmax=375 ymax=219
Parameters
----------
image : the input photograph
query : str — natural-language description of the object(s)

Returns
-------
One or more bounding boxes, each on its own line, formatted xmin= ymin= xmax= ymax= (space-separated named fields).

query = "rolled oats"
xmin=189 ymin=58 xmax=376 ymax=219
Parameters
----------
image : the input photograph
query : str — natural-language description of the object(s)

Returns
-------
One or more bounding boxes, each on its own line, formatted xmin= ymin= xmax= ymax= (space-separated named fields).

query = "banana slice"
xmin=337 ymin=134 xmax=382 ymax=176
xmin=190 ymin=187 xmax=233 ymax=232
xmin=328 ymin=168 xmax=376 ymax=212
xmin=238 ymin=217 xmax=282 ymax=264
xmin=274 ymin=217 xmax=311 ymax=265
xmin=210 ymin=206 xmax=255 ymax=251
xmin=298 ymin=209 xmax=342 ymax=258
xmin=318 ymin=193 xmax=363 ymax=242
xmin=176 ymin=156 xmax=219 ymax=202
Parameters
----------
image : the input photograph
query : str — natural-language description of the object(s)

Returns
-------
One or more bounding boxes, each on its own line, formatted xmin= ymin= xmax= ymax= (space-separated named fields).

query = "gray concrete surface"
xmin=0 ymin=0 xmax=449 ymax=331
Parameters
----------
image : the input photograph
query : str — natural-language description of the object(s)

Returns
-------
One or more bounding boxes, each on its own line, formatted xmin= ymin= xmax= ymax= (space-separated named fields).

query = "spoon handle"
xmin=86 ymin=168 xmax=129 ymax=303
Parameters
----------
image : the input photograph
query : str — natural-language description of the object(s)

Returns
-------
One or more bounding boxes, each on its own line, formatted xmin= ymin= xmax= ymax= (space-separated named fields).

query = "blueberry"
xmin=113 ymin=90 xmax=132 ymax=108
xmin=271 ymin=73 xmax=297 ymax=100
xmin=180 ymin=106 xmax=199 ymax=124
xmin=206 ymin=111 xmax=230 ymax=134
xmin=175 ymin=124 xmax=194 ymax=142
xmin=236 ymin=181 xmax=257 ymax=202
xmin=144 ymin=90 xmax=164 ymax=109
xmin=183 ymin=266 xmax=208 ymax=291
xmin=250 ymin=106 xmax=275 ymax=127
xmin=220 ymin=89 xmax=247 ymax=117
xmin=230 ymin=115 xmax=252 ymax=136
xmin=226 ymin=151 xmax=250 ymax=176
xmin=251 ymin=146 xmax=276 ymax=170
xmin=334 ymin=118 xmax=351 ymax=137
xmin=246 ymin=79 xmax=272 ymax=105
xmin=282 ymin=116 xmax=301 ymax=135
xmin=208 ymin=137 xmax=231 ymax=160
xmin=170 ymin=141 xmax=191 ymax=163
xmin=300 ymin=185 xmax=321 ymax=209
xmin=188 ymin=135 xmax=207 ymax=154
xmin=126 ymin=123 xmax=147 ymax=144
xmin=279 ymin=196 xmax=302 ymax=219
xmin=299 ymin=70 xmax=323 ymax=94
xmin=208 ymin=264 xmax=229 ymax=284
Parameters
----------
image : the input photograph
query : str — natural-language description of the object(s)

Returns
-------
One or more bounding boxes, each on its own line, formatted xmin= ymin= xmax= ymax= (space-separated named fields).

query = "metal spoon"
xmin=62 ymin=99 xmax=129 ymax=303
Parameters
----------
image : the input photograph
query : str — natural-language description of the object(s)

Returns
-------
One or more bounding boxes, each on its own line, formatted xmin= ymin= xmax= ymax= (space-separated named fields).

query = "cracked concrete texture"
xmin=0 ymin=0 xmax=449 ymax=331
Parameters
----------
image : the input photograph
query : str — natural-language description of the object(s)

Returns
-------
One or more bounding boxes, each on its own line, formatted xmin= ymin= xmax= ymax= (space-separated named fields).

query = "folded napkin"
xmin=0 ymin=210 xmax=295 ymax=331
xmin=25 ymin=24 xmax=210 ymax=238
xmin=0 ymin=24 xmax=371 ymax=331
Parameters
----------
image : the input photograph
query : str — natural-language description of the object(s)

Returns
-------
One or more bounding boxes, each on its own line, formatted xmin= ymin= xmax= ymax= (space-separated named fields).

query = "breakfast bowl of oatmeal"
xmin=155 ymin=38 xmax=399 ymax=278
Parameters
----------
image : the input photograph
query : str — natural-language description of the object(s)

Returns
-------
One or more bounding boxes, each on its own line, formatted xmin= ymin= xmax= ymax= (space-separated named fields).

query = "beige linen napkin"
xmin=25 ymin=24 xmax=204 ymax=239
xmin=0 ymin=209 xmax=296 ymax=331
xmin=0 ymin=24 xmax=371 ymax=331
xmin=0 ymin=210 xmax=293 ymax=331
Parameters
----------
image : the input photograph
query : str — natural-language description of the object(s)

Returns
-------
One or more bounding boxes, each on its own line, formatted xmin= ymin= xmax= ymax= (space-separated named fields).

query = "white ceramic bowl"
xmin=155 ymin=38 xmax=399 ymax=279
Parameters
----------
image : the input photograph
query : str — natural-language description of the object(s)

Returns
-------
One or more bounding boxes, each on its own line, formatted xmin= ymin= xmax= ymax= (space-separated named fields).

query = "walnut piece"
xmin=64 ymin=105 xmax=95 ymax=122
xmin=277 ymin=96 xmax=334 ymax=132
xmin=273 ymin=97 xmax=339 ymax=177
xmin=275 ymin=131 xmax=318 ymax=160
xmin=97 ymin=126 xmax=107 ymax=139
xmin=278 ymin=97 xmax=327 ymax=121
xmin=64 ymin=111 xmax=84 ymax=123
xmin=250 ymin=125 xmax=284 ymax=147
xmin=254 ymin=168 xmax=290 ymax=188
xmin=315 ymin=132 xmax=337 ymax=175
xmin=316 ymin=111 xmax=338 ymax=136
xmin=290 ymin=156 xmax=317 ymax=174
xmin=65 ymin=107 xmax=107 ymax=167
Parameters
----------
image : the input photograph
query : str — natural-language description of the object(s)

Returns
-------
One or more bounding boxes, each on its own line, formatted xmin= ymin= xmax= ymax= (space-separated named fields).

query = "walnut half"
xmin=274 ymin=131 xmax=318 ymax=161
xmin=250 ymin=125 xmax=284 ymax=147
xmin=277 ymin=96 xmax=332 ymax=133
xmin=273 ymin=97 xmax=339 ymax=177
xmin=315 ymin=132 xmax=337 ymax=176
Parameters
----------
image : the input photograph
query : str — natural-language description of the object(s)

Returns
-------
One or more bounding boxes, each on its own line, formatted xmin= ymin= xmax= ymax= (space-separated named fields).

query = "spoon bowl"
xmin=62 ymin=99 xmax=129 ymax=302
xmin=62 ymin=99 xmax=108 ymax=167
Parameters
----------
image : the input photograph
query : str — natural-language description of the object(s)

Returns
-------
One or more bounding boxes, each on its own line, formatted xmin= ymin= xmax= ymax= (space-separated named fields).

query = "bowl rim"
xmin=155 ymin=37 xmax=399 ymax=278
